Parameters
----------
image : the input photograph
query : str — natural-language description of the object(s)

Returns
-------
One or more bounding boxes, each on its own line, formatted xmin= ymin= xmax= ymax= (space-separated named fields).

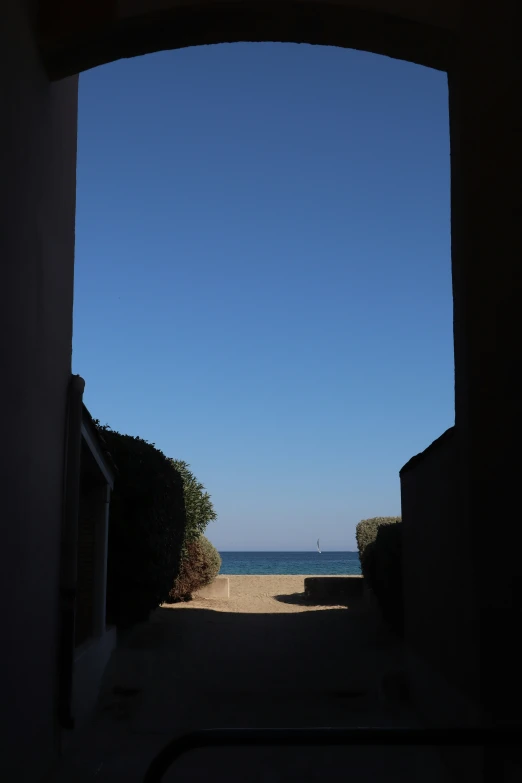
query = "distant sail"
xmin=317 ymin=539 xmax=321 ymax=554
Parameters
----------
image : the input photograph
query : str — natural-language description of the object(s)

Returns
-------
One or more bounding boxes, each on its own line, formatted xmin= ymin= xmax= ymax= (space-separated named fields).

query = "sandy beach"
xmin=163 ymin=574 xmax=353 ymax=613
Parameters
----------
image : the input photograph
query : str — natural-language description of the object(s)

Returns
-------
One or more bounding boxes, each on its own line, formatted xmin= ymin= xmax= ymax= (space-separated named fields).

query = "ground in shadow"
xmin=52 ymin=603 xmax=449 ymax=783
xmin=273 ymin=591 xmax=360 ymax=607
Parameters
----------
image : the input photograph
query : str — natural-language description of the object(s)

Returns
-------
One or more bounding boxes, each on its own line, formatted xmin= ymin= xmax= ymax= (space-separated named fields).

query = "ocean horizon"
xmin=219 ymin=551 xmax=361 ymax=576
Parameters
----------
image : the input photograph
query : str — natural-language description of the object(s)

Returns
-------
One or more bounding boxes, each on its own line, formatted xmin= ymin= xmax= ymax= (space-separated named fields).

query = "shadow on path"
xmin=52 ymin=602 xmax=449 ymax=782
xmin=273 ymin=591 xmax=355 ymax=607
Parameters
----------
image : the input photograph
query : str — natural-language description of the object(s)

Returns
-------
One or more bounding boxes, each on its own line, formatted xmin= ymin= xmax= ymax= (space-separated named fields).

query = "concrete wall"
xmin=102 ymin=0 xmax=461 ymax=32
xmin=38 ymin=0 xmax=456 ymax=79
xmin=0 ymin=1 xmax=78 ymax=780
xmin=194 ymin=576 xmax=230 ymax=599
xmin=448 ymin=2 xmax=522 ymax=741
xmin=400 ymin=429 xmax=485 ymax=781
xmin=400 ymin=428 xmax=480 ymax=726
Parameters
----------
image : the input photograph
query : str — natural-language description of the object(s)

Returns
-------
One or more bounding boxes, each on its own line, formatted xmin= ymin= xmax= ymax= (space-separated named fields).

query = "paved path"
xmin=51 ymin=577 xmax=450 ymax=782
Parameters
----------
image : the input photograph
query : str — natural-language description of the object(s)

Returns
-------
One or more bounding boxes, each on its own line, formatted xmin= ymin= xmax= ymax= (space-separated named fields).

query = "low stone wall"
xmin=304 ymin=576 xmax=365 ymax=602
xmin=193 ymin=576 xmax=230 ymax=599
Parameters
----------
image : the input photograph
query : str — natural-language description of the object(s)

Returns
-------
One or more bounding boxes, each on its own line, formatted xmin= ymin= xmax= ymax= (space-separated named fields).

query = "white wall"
xmin=0 ymin=1 xmax=78 ymax=780
xmin=72 ymin=629 xmax=117 ymax=731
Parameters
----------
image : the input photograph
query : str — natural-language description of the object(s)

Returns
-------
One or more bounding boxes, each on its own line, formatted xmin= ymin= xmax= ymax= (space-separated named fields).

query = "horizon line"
xmin=216 ymin=550 xmax=359 ymax=553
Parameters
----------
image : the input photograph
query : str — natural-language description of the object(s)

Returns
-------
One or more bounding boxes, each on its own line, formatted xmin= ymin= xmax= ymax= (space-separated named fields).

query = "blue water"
xmin=219 ymin=551 xmax=361 ymax=576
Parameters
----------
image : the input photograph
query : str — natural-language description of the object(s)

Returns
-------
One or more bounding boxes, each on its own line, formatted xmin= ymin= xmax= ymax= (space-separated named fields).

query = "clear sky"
xmin=73 ymin=42 xmax=452 ymax=552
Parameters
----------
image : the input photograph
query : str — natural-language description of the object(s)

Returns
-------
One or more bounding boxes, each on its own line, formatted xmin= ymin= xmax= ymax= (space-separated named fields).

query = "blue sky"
xmin=74 ymin=43 xmax=452 ymax=551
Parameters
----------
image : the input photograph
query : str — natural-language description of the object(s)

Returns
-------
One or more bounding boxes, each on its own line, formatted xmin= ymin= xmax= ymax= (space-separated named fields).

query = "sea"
xmin=219 ymin=551 xmax=361 ymax=576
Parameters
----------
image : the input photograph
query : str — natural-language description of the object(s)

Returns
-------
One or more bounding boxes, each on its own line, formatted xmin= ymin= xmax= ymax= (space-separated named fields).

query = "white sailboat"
xmin=317 ymin=538 xmax=321 ymax=554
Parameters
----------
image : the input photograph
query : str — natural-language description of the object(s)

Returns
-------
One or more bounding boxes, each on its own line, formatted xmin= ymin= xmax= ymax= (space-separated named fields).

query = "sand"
xmin=162 ymin=574 xmax=351 ymax=614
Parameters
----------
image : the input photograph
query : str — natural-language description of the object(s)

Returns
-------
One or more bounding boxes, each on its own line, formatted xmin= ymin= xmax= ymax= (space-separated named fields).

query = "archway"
xmin=3 ymin=2 xmax=522 ymax=781
xmin=37 ymin=1 xmax=456 ymax=80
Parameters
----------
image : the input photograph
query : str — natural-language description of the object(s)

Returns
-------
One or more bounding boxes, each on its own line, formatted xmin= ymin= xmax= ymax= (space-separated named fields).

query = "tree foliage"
xmin=169 ymin=459 xmax=217 ymax=544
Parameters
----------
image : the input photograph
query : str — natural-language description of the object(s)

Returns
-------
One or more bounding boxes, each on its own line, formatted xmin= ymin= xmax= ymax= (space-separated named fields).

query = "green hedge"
xmin=356 ymin=516 xmax=403 ymax=635
xmin=167 ymin=535 xmax=221 ymax=602
xmin=96 ymin=425 xmax=187 ymax=628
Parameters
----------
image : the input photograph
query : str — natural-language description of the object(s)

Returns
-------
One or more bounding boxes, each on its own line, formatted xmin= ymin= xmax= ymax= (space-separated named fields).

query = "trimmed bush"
xmin=356 ymin=516 xmax=403 ymax=635
xmin=95 ymin=424 xmax=187 ymax=628
xmin=167 ymin=535 xmax=221 ymax=602
xmin=356 ymin=516 xmax=401 ymax=580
